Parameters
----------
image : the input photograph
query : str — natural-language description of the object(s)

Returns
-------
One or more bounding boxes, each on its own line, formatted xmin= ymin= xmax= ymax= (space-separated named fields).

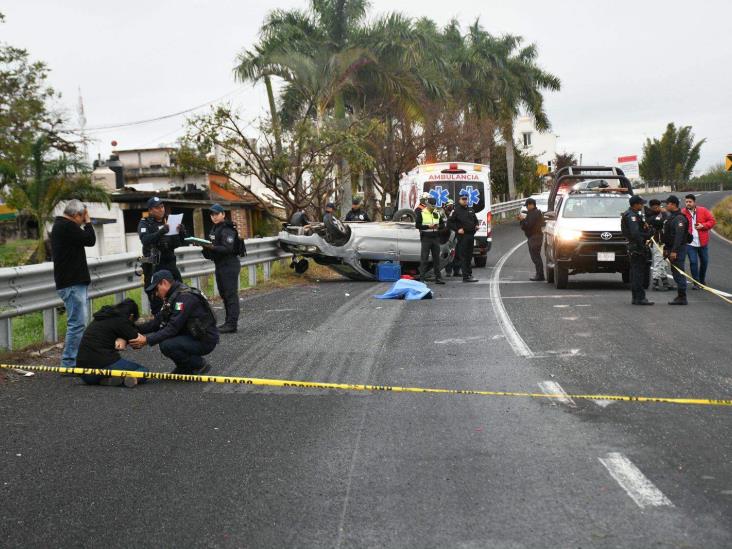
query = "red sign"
xmin=618 ymin=155 xmax=637 ymax=163
xmin=427 ymin=173 xmax=480 ymax=181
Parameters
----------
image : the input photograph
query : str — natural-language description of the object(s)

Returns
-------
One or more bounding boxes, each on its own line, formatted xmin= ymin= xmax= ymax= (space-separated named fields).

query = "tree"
xmin=554 ymin=152 xmax=578 ymax=171
xmin=639 ymin=123 xmax=705 ymax=189
xmin=490 ymin=141 xmax=542 ymax=199
xmin=0 ymin=12 xmax=69 ymax=181
xmin=178 ymin=106 xmax=377 ymax=220
xmin=2 ymin=138 xmax=109 ymax=262
xmin=689 ymin=163 xmax=732 ymax=190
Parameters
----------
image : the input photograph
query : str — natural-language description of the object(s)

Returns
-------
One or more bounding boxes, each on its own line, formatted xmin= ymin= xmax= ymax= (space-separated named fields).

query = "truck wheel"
xmin=294 ymin=259 xmax=309 ymax=274
xmin=393 ymin=208 xmax=416 ymax=222
xmin=474 ymin=256 xmax=487 ymax=268
xmin=621 ymin=270 xmax=630 ymax=283
xmin=554 ymin=263 xmax=568 ymax=289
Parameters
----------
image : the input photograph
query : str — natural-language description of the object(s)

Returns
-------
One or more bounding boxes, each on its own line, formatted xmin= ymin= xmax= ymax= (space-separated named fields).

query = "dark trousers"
xmin=527 ymin=234 xmax=544 ymax=277
xmin=143 ymin=261 xmax=182 ymax=314
xmin=669 ymin=246 xmax=688 ymax=291
xmin=215 ymin=258 xmax=241 ymax=327
xmin=687 ymin=245 xmax=709 ymax=285
xmin=81 ymin=358 xmax=149 ymax=385
xmin=629 ymin=252 xmax=647 ymax=302
xmin=419 ymin=237 xmax=441 ymax=280
xmin=159 ymin=335 xmax=216 ymax=373
xmin=457 ymin=234 xmax=475 ymax=279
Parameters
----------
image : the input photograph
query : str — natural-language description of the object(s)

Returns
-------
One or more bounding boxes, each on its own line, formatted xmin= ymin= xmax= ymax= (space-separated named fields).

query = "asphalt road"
xmin=1 ymin=191 xmax=731 ymax=548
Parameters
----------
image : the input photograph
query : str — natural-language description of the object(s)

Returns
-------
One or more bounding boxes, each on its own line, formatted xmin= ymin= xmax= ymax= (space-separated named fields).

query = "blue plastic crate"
xmin=376 ymin=261 xmax=401 ymax=282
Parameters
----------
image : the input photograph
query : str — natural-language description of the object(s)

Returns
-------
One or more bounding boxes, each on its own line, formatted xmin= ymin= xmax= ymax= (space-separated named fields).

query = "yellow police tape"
xmin=2 ymin=363 xmax=730 ymax=408
xmin=650 ymin=238 xmax=732 ymax=305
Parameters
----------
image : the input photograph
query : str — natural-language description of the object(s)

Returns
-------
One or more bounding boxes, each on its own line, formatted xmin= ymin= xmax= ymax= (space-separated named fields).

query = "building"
xmin=513 ymin=115 xmax=558 ymax=165
xmin=68 ymin=146 xmax=280 ymax=258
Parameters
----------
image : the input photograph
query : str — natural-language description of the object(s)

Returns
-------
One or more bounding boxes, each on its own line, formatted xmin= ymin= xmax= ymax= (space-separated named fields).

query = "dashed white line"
xmin=599 ymin=452 xmax=673 ymax=508
xmin=537 ymin=380 xmax=576 ymax=407
xmin=489 ymin=240 xmax=534 ymax=358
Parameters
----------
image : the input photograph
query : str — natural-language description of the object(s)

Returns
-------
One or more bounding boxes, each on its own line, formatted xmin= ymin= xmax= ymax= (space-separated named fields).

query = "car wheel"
xmin=545 ymin=262 xmax=555 ymax=283
xmin=474 ymin=256 xmax=487 ymax=268
xmin=294 ymin=258 xmax=309 ymax=274
xmin=554 ymin=263 xmax=568 ymax=289
xmin=621 ymin=270 xmax=630 ymax=283
xmin=393 ymin=208 xmax=417 ymax=222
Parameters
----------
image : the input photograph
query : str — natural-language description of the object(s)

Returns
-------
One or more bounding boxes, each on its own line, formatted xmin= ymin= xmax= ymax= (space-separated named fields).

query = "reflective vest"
xmin=421 ymin=208 xmax=441 ymax=230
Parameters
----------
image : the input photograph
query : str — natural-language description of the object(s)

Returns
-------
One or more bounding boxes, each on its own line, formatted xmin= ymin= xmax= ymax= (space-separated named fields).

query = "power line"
xmin=66 ymin=87 xmax=246 ymax=133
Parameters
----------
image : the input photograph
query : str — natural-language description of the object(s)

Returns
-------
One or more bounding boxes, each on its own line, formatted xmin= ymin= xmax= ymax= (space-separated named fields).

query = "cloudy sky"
xmin=3 ymin=0 xmax=729 ymax=173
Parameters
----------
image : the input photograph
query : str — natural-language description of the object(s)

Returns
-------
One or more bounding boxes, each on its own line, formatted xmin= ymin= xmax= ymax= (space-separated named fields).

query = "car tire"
xmin=393 ymin=208 xmax=417 ymax=222
xmin=474 ymin=256 xmax=487 ymax=268
xmin=545 ymin=261 xmax=555 ymax=283
xmin=621 ymin=270 xmax=630 ymax=284
xmin=294 ymin=258 xmax=309 ymax=274
xmin=554 ymin=263 xmax=568 ymax=289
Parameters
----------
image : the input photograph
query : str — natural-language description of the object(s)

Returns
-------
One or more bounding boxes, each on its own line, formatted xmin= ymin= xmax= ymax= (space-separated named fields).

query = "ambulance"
xmin=395 ymin=162 xmax=492 ymax=267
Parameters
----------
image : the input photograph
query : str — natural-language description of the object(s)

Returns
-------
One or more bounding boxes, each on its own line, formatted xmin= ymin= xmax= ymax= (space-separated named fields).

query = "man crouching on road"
xmin=129 ymin=270 xmax=219 ymax=374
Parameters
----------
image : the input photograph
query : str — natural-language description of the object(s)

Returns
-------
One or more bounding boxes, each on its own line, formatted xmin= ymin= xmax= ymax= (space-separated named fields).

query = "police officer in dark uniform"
xmin=201 ymin=204 xmax=241 ymax=333
xmin=138 ymin=197 xmax=185 ymax=314
xmin=621 ymin=195 xmax=653 ymax=305
xmin=447 ymin=191 xmax=480 ymax=282
xmin=344 ymin=197 xmax=371 ymax=222
xmin=130 ymin=270 xmax=219 ymax=374
xmin=662 ymin=195 xmax=689 ymax=305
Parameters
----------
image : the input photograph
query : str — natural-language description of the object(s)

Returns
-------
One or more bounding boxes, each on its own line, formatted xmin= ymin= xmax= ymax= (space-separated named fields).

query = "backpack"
xmin=233 ymin=231 xmax=247 ymax=257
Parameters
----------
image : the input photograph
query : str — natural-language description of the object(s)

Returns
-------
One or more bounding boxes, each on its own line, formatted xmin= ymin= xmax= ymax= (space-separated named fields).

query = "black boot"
xmin=668 ymin=290 xmax=688 ymax=305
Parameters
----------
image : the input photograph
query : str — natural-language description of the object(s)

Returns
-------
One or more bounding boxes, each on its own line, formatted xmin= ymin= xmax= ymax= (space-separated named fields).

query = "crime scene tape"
xmin=650 ymin=238 xmax=732 ymax=305
xmin=1 ymin=363 xmax=731 ymax=408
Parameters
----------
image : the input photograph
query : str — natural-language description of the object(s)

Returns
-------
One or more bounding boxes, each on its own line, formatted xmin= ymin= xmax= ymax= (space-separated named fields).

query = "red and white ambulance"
xmin=395 ymin=162 xmax=492 ymax=267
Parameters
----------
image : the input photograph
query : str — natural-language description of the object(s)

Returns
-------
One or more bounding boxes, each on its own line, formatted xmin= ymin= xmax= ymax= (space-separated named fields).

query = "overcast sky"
xmin=3 ymin=0 xmax=730 ymax=173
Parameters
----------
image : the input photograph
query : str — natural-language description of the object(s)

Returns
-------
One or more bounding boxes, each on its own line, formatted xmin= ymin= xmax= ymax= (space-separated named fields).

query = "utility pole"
xmin=77 ymin=87 xmax=89 ymax=163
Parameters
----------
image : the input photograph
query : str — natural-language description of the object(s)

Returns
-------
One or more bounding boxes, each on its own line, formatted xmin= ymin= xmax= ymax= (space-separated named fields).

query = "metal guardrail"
xmin=492 ymin=198 xmax=525 ymax=218
xmin=0 ymin=237 xmax=291 ymax=350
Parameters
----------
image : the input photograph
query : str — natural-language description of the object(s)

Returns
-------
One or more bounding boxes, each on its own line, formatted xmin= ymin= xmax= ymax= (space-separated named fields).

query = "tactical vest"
xmin=421 ymin=209 xmax=441 ymax=229
xmin=161 ymin=284 xmax=217 ymax=340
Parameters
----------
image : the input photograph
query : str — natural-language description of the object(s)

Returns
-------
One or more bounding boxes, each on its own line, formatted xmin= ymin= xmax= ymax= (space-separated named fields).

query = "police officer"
xmin=416 ymin=196 xmax=445 ymax=284
xmin=519 ymin=198 xmax=545 ymax=281
xmin=130 ymin=270 xmax=219 ymax=374
xmin=662 ymin=195 xmax=689 ymax=305
xmin=621 ymin=196 xmax=653 ymax=305
xmin=345 ymin=197 xmax=371 ymax=222
xmin=138 ymin=197 xmax=185 ymax=314
xmin=447 ymin=191 xmax=480 ymax=282
xmin=201 ymin=204 xmax=241 ymax=333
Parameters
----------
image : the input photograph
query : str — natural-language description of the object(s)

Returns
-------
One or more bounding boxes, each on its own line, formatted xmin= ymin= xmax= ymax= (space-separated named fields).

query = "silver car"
xmin=278 ymin=219 xmax=456 ymax=281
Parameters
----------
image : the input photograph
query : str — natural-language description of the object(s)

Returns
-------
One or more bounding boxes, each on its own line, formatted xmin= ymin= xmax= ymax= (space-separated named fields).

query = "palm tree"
xmin=3 ymin=137 xmax=109 ymax=262
xmin=493 ymin=34 xmax=561 ymax=199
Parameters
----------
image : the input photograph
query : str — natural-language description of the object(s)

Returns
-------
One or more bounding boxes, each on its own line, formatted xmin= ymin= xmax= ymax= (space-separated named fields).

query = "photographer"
xmin=138 ymin=197 xmax=185 ymax=314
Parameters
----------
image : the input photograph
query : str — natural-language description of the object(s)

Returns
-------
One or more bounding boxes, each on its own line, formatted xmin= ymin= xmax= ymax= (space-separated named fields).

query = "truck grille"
xmin=581 ymin=231 xmax=626 ymax=242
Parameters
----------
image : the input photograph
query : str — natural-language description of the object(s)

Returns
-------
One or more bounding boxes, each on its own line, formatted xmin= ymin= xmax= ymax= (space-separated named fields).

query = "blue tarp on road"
xmin=373 ymin=279 xmax=433 ymax=300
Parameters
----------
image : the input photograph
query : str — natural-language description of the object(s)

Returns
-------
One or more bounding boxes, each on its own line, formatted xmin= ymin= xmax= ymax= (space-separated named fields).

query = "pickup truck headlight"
xmin=557 ymin=228 xmax=582 ymax=242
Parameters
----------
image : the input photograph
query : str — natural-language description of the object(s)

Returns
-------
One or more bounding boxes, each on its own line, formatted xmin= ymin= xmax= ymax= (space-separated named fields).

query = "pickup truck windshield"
xmin=562 ymin=196 xmax=628 ymax=218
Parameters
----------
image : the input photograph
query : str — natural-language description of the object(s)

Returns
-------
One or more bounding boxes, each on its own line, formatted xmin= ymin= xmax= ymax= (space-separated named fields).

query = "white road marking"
xmin=593 ymin=399 xmax=616 ymax=408
xmin=435 ymin=294 xmax=594 ymax=300
xmin=537 ymin=381 xmax=576 ymax=407
xmin=599 ymin=452 xmax=673 ymax=508
xmin=534 ymin=349 xmax=582 ymax=358
xmin=434 ymin=336 xmax=482 ymax=345
xmin=560 ymin=316 xmax=579 ymax=320
xmin=712 ymin=228 xmax=732 ymax=246
xmin=490 ymin=240 xmax=534 ymax=358
xmin=553 ymin=304 xmax=570 ymax=308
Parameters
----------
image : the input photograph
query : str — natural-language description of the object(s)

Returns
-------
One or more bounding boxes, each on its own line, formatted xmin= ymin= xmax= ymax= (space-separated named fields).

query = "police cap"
xmin=145 ymin=269 xmax=175 ymax=292
xmin=209 ymin=203 xmax=225 ymax=214
xmin=666 ymin=195 xmax=680 ymax=206
xmin=146 ymin=196 xmax=164 ymax=209
xmin=628 ymin=196 xmax=646 ymax=206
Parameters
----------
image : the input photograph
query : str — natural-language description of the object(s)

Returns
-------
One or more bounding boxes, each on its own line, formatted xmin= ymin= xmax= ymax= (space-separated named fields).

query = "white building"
xmin=513 ymin=115 xmax=558 ymax=165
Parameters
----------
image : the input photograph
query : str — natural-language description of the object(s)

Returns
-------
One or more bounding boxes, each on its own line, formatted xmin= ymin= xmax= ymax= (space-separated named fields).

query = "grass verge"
xmin=712 ymin=196 xmax=732 ymax=241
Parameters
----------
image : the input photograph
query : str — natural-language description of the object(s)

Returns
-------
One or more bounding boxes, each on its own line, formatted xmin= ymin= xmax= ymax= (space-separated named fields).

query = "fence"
xmin=0 ymin=237 xmax=291 ymax=350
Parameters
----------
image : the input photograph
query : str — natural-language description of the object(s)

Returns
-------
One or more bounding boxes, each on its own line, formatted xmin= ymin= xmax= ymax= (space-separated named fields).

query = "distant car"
xmin=278 ymin=219 xmax=455 ymax=281
xmin=520 ymin=192 xmax=550 ymax=215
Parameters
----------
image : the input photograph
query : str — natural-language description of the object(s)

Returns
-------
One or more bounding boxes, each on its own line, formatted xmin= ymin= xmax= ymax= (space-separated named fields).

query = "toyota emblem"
xmin=601 ymin=232 xmax=612 ymax=240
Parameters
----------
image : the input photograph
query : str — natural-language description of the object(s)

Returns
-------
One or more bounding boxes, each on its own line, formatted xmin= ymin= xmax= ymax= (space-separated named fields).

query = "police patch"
xmin=678 ymin=222 xmax=684 ymax=227
xmin=174 ymin=302 xmax=184 ymax=312
xmin=140 ymin=228 xmax=147 ymax=233
xmin=226 ymin=235 xmax=234 ymax=244
xmin=631 ymin=216 xmax=637 ymax=221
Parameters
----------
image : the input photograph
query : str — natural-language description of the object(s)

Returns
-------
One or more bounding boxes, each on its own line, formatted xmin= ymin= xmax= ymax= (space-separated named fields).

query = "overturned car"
xmin=278 ymin=217 xmax=455 ymax=281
